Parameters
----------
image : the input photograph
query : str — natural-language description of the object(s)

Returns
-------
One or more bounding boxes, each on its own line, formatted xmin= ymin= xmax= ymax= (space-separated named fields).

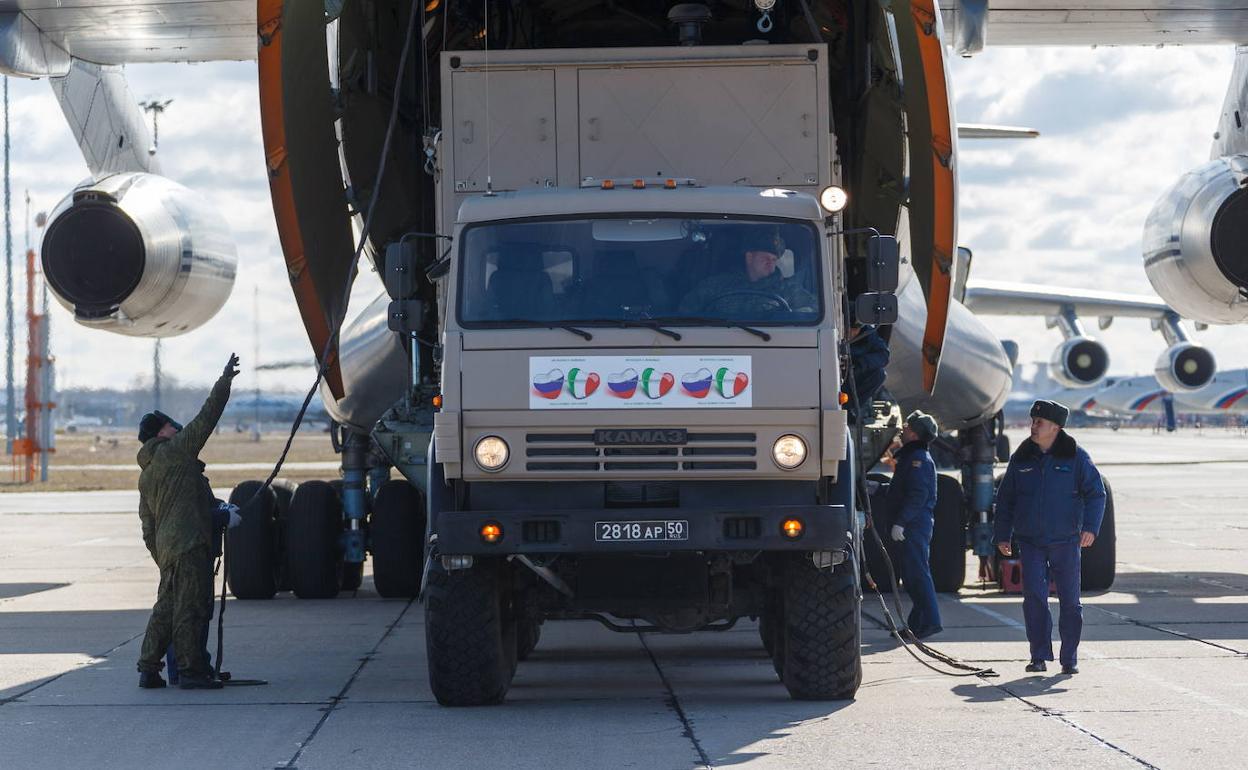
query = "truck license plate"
xmin=595 ymin=520 xmax=689 ymax=542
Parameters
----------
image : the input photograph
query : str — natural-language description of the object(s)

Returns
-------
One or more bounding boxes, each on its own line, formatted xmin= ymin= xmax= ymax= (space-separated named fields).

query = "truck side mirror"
xmin=866 ymin=235 xmax=900 ymax=293
xmin=387 ymin=299 xmax=425 ymax=333
xmin=854 ymin=292 xmax=899 ymax=326
xmin=384 ymin=241 xmax=419 ymax=299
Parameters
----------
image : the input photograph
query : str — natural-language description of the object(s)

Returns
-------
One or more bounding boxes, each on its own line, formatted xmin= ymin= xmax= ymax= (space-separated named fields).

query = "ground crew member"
xmin=135 ymin=354 xmax=239 ymax=690
xmin=887 ymin=411 xmax=942 ymax=639
xmin=994 ymin=400 xmax=1106 ymax=675
xmin=846 ymin=323 xmax=889 ymax=422
xmin=164 ymin=497 xmax=239 ymax=685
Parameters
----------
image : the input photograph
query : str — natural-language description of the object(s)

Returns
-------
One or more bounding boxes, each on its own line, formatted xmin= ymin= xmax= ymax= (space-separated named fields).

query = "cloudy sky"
xmin=2 ymin=42 xmax=1241 ymax=395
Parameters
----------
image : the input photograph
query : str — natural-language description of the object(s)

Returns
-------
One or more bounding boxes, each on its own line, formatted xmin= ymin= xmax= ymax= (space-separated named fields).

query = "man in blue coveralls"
xmin=887 ymin=410 xmax=942 ymax=640
xmin=995 ymin=400 xmax=1106 ymax=675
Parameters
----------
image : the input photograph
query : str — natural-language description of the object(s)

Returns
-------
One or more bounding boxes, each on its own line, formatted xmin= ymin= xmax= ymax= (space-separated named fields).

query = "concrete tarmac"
xmin=1 ymin=428 xmax=1245 ymax=769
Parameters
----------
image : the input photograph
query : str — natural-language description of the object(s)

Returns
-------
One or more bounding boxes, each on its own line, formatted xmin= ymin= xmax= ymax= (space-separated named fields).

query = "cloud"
xmin=952 ymin=44 xmax=1244 ymax=375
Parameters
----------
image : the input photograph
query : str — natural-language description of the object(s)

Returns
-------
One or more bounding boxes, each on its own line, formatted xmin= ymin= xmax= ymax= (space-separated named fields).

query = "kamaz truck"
xmin=218 ymin=3 xmax=1018 ymax=708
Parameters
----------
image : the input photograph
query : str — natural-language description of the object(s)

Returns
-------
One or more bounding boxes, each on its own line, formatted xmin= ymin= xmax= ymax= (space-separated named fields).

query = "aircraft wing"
xmin=940 ymin=2 xmax=1248 ymax=49
xmin=0 ymin=1 xmax=255 ymax=75
xmin=963 ymin=280 xmax=1172 ymax=321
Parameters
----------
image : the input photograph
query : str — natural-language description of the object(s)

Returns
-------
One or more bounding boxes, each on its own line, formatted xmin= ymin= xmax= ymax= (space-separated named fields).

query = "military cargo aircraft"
xmin=7 ymin=1 xmax=1246 ymax=703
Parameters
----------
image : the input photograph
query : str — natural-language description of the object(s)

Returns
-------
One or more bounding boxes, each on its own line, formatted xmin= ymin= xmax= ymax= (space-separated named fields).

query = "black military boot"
xmin=138 ymin=672 xmax=166 ymax=689
xmin=1024 ymin=661 xmax=1047 ymax=673
xmin=178 ymin=673 xmax=224 ymax=690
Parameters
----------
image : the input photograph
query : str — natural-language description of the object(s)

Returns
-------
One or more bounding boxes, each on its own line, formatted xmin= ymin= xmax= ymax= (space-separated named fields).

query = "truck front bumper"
xmin=434 ymin=504 xmax=850 ymax=555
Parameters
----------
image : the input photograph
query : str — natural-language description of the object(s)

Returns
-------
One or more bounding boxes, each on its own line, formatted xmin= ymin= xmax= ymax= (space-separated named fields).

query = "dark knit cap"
xmin=138 ymin=411 xmax=182 ymax=443
xmin=742 ymin=229 xmax=784 ymax=255
xmin=905 ymin=410 xmax=938 ymax=443
xmin=1030 ymin=399 xmax=1069 ymax=428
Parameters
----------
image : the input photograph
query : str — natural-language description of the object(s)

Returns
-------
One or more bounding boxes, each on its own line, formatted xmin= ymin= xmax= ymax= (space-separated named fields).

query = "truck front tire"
xmin=779 ymin=556 xmax=862 ymax=701
xmin=426 ymin=559 xmax=517 ymax=706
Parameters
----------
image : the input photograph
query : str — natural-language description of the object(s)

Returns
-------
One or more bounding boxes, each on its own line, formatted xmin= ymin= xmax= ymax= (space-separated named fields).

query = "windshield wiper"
xmin=651 ymin=316 xmax=772 ymax=342
xmin=492 ymin=319 xmax=593 ymax=340
xmin=574 ymin=318 xmax=682 ymax=341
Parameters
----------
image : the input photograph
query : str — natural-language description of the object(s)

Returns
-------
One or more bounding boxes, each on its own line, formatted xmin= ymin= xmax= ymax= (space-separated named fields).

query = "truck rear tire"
xmin=370 ymin=480 xmax=426 ymax=598
xmin=285 ymin=480 xmax=343 ymax=599
xmin=226 ymin=481 xmax=278 ymax=600
xmin=1081 ymin=479 xmax=1116 ymax=591
xmin=929 ymin=475 xmax=967 ymax=593
xmin=780 ymin=556 xmax=862 ymax=701
xmin=426 ymin=559 xmax=517 ymax=706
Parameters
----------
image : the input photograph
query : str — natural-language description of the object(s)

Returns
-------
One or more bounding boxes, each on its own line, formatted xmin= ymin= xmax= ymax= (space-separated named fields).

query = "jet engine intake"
xmin=42 ymin=173 xmax=237 ymax=337
xmin=1154 ymin=342 xmax=1216 ymax=393
xmin=1143 ymin=155 xmax=1248 ymax=325
xmin=1049 ymin=336 xmax=1109 ymax=389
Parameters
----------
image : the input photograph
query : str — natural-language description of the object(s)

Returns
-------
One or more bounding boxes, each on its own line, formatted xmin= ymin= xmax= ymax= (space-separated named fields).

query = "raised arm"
xmin=169 ymin=354 xmax=239 ymax=458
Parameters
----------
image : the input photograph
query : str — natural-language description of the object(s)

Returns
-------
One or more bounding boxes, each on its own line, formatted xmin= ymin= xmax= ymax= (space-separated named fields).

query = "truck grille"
xmin=524 ymin=432 xmax=757 ymax=473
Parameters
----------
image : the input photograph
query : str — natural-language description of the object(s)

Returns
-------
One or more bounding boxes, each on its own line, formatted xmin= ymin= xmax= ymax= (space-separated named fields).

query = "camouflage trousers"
xmin=137 ymin=545 xmax=213 ymax=676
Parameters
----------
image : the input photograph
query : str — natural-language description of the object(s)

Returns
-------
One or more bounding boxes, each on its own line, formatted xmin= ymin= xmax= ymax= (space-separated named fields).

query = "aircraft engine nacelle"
xmin=1154 ymin=342 xmax=1216 ymax=393
xmin=1049 ymin=336 xmax=1109 ymax=389
xmin=42 ymin=173 xmax=237 ymax=337
xmin=1143 ymin=155 xmax=1248 ymax=325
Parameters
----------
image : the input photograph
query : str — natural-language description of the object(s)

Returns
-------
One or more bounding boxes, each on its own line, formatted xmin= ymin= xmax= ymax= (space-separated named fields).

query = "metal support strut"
xmin=340 ymin=431 xmax=370 ymax=564
xmin=962 ymin=423 xmax=996 ymax=561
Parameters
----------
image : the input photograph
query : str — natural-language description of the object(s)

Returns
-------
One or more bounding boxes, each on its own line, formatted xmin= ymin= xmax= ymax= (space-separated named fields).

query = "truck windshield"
xmin=457 ymin=217 xmax=822 ymax=327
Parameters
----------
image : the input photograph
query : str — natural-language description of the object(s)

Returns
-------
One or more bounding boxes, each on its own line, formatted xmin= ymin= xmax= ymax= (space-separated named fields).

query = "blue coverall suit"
xmin=887 ymin=440 xmax=942 ymax=635
xmin=994 ymin=431 xmax=1106 ymax=667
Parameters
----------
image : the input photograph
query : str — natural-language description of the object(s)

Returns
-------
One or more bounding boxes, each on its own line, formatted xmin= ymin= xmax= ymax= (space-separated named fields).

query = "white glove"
xmin=891 ymin=525 xmax=905 ymax=542
xmin=227 ymin=506 xmax=242 ymax=529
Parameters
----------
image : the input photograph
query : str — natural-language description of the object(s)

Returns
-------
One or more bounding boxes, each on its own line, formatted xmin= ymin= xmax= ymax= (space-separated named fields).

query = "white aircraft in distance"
xmin=1088 ymin=369 xmax=1248 ymax=417
xmin=5 ymin=1 xmax=1247 ymax=702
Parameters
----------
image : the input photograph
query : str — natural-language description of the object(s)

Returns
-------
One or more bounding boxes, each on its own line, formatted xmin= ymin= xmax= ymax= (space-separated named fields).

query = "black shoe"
xmin=1025 ymin=661 xmax=1047 ymax=673
xmin=216 ymin=671 xmax=231 ymax=682
xmin=178 ymin=674 xmax=224 ymax=690
xmin=1061 ymin=664 xmax=1079 ymax=675
xmin=915 ymin=625 xmax=943 ymax=640
xmin=138 ymin=672 xmax=166 ymax=689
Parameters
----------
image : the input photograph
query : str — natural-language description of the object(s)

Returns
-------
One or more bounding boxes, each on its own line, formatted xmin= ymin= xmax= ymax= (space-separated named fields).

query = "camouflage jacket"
xmin=678 ymin=270 xmax=817 ymax=316
xmin=136 ymin=374 xmax=232 ymax=568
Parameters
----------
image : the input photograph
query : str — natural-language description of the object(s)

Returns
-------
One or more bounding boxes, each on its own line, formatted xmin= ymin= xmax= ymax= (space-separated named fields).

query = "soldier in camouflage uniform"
xmin=135 ymin=354 xmax=239 ymax=690
xmin=678 ymin=230 xmax=817 ymax=316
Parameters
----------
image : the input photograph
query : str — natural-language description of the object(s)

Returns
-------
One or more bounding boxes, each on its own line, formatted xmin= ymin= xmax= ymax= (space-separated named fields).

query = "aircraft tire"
xmin=226 ymin=481 xmax=278 ymax=600
xmin=370 ymin=480 xmax=425 ymax=598
xmin=270 ymin=478 xmax=297 ymax=592
xmin=426 ymin=558 xmax=517 ymax=706
xmin=285 ymin=480 xmax=343 ymax=599
xmin=930 ymin=475 xmax=967 ymax=593
xmin=516 ymin=618 xmax=541 ymax=662
xmin=862 ymin=477 xmax=897 ymax=593
xmin=759 ymin=590 xmax=779 ymax=658
xmin=1081 ymin=479 xmax=1116 ymax=591
xmin=780 ymin=556 xmax=862 ymax=701
xmin=340 ymin=560 xmax=365 ymax=592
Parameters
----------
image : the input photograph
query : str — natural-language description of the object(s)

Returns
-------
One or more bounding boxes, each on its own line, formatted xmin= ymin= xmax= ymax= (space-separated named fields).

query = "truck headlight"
xmin=771 ymin=435 xmax=807 ymax=470
xmin=473 ymin=436 xmax=510 ymax=472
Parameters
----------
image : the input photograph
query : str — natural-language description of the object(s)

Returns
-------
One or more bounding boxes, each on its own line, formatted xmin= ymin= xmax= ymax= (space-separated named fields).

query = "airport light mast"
xmin=4 ymin=76 xmax=13 ymax=454
xmin=141 ymin=99 xmax=172 ymax=411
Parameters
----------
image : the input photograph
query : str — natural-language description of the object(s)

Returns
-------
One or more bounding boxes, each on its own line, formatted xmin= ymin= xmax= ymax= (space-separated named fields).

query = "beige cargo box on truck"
xmin=437 ymin=44 xmax=834 ymax=234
